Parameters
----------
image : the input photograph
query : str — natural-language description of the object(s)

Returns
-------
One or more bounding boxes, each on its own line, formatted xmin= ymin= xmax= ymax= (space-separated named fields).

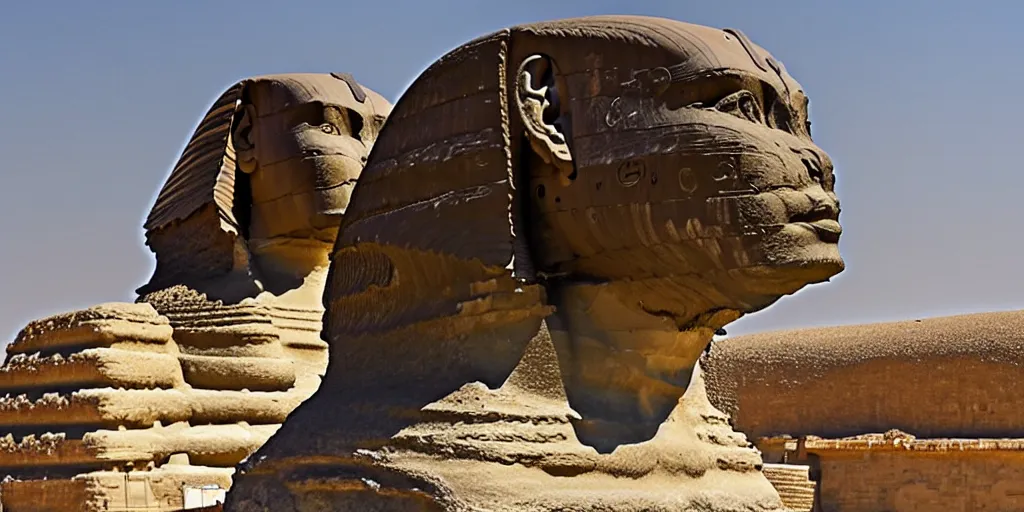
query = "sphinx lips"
xmin=787 ymin=203 xmax=841 ymax=244
xmin=793 ymin=219 xmax=841 ymax=243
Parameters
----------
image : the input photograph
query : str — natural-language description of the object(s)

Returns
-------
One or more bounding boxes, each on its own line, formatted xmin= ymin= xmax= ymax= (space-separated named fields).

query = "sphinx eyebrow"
xmin=665 ymin=68 xmax=760 ymax=91
xmin=721 ymin=28 xmax=791 ymax=98
xmin=722 ymin=28 xmax=770 ymax=73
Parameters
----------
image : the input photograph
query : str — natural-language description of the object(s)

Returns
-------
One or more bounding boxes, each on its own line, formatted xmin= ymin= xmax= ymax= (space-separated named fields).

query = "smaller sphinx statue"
xmin=0 ymin=73 xmax=391 ymax=512
xmin=140 ymin=72 xmax=392 ymax=382
xmin=226 ymin=15 xmax=843 ymax=512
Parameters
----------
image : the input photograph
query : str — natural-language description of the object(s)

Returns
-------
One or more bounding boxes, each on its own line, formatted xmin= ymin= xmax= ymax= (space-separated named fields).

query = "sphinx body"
xmin=0 ymin=74 xmax=391 ymax=512
xmin=225 ymin=15 xmax=843 ymax=512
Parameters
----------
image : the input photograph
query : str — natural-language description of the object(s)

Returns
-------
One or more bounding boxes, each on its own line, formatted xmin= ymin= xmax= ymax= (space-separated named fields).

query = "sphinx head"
xmin=329 ymin=15 xmax=843 ymax=372
xmin=471 ymin=20 xmax=845 ymax=447
xmin=512 ymin=20 xmax=843 ymax=317
xmin=232 ymin=73 xmax=390 ymax=245
xmin=140 ymin=73 xmax=391 ymax=297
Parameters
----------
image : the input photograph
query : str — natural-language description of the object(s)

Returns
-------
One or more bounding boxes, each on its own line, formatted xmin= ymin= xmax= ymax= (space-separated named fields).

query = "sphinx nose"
xmin=804 ymin=182 xmax=840 ymax=218
xmin=801 ymin=157 xmax=824 ymax=184
xmin=791 ymin=146 xmax=835 ymax=190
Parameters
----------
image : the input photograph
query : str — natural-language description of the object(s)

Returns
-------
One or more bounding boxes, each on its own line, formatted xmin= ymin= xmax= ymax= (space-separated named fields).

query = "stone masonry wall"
xmin=817 ymin=451 xmax=1024 ymax=512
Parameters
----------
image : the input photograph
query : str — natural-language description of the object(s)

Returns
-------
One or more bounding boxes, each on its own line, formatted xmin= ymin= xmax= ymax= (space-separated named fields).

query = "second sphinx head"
xmin=141 ymin=73 xmax=392 ymax=297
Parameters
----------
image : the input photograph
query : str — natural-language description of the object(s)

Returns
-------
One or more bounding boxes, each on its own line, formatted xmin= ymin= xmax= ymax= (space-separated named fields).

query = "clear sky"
xmin=1 ymin=1 xmax=1022 ymax=343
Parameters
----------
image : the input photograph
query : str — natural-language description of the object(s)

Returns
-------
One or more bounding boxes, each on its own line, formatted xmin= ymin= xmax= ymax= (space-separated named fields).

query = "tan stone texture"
xmin=703 ymin=310 xmax=1024 ymax=440
xmin=702 ymin=311 xmax=1024 ymax=512
xmin=226 ymin=15 xmax=844 ymax=511
xmin=753 ymin=433 xmax=1024 ymax=512
xmin=2 ymin=465 xmax=235 ymax=511
xmin=0 ymin=73 xmax=391 ymax=511
xmin=761 ymin=463 xmax=815 ymax=512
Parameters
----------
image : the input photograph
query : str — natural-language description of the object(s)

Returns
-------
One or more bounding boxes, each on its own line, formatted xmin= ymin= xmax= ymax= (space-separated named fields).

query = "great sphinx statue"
xmin=0 ymin=73 xmax=391 ymax=511
xmin=225 ymin=15 xmax=843 ymax=512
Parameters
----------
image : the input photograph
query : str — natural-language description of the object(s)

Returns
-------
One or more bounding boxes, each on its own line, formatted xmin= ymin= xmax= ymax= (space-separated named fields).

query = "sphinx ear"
xmin=232 ymin=101 xmax=258 ymax=174
xmin=516 ymin=54 xmax=575 ymax=186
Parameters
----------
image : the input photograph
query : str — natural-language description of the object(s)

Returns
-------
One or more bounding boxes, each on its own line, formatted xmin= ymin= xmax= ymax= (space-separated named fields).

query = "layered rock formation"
xmin=702 ymin=310 xmax=1024 ymax=512
xmin=0 ymin=73 xmax=391 ymax=511
xmin=225 ymin=16 xmax=845 ymax=511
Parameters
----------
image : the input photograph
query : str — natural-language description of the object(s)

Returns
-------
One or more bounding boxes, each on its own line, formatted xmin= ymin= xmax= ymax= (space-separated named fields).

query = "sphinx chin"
xmin=780 ymin=254 xmax=845 ymax=288
xmin=738 ymin=233 xmax=844 ymax=300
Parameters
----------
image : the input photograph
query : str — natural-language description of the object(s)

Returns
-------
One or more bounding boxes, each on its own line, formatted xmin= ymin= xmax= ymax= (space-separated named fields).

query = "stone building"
xmin=703 ymin=310 xmax=1024 ymax=512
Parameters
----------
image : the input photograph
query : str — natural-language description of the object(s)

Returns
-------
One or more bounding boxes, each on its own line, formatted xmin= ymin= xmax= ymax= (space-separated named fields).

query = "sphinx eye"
xmin=323 ymin=106 xmax=365 ymax=141
xmin=713 ymin=90 xmax=764 ymax=124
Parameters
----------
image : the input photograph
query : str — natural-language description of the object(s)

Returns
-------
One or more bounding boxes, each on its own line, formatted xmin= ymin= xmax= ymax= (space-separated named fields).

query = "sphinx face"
xmin=525 ymin=27 xmax=843 ymax=310
xmin=233 ymin=75 xmax=388 ymax=243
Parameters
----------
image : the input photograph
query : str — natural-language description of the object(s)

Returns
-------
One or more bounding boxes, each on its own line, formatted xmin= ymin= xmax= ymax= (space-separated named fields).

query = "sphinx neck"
xmin=548 ymin=281 xmax=739 ymax=452
xmin=247 ymin=235 xmax=334 ymax=294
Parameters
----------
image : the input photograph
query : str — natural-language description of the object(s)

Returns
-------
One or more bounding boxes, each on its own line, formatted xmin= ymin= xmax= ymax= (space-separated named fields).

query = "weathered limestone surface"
xmin=702 ymin=311 xmax=1024 ymax=511
xmin=0 ymin=73 xmax=391 ymax=511
xmin=2 ymin=464 xmax=235 ymax=511
xmin=703 ymin=310 xmax=1024 ymax=440
xmin=755 ymin=431 xmax=1024 ymax=512
xmin=761 ymin=463 xmax=815 ymax=512
xmin=226 ymin=15 xmax=845 ymax=511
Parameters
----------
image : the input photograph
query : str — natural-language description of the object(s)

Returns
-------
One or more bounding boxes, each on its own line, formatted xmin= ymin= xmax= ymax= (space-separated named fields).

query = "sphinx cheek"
xmin=307 ymin=154 xmax=364 ymax=215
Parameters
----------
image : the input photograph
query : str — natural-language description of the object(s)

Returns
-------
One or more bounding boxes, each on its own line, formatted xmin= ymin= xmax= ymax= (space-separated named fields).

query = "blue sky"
xmin=1 ymin=1 xmax=1022 ymax=342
